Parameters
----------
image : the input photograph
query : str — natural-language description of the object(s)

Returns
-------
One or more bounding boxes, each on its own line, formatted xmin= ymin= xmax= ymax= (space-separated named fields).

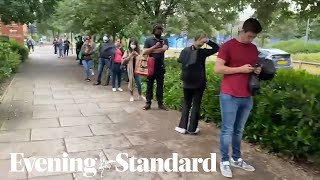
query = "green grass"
xmin=292 ymin=53 xmax=320 ymax=63
xmin=271 ymin=40 xmax=320 ymax=54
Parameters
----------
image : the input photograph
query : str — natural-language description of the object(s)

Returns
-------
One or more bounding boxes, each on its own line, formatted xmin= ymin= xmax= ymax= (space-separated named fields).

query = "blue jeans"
xmin=219 ymin=93 xmax=253 ymax=162
xmin=97 ymin=58 xmax=111 ymax=83
xmin=112 ymin=63 xmax=122 ymax=88
xmin=83 ymin=60 xmax=93 ymax=80
xmin=131 ymin=75 xmax=142 ymax=95
xmin=58 ymin=49 xmax=63 ymax=57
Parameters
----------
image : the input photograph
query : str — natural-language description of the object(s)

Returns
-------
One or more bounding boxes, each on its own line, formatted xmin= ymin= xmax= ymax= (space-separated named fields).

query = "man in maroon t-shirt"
xmin=215 ymin=18 xmax=262 ymax=178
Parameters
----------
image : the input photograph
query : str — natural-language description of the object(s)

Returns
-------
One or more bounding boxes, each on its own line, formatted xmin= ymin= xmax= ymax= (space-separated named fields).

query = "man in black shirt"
xmin=76 ymin=36 xmax=84 ymax=65
xmin=143 ymin=25 xmax=169 ymax=110
xmin=64 ymin=38 xmax=71 ymax=56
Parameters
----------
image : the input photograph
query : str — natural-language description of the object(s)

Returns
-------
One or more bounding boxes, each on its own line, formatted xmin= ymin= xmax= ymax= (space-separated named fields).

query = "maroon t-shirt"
xmin=217 ymin=39 xmax=258 ymax=97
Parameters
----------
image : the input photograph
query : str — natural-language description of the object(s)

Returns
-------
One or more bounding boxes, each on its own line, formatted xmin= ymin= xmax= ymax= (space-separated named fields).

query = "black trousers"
xmin=76 ymin=49 xmax=80 ymax=60
xmin=146 ymin=73 xmax=164 ymax=105
xmin=64 ymin=47 xmax=69 ymax=56
xmin=178 ymin=88 xmax=205 ymax=132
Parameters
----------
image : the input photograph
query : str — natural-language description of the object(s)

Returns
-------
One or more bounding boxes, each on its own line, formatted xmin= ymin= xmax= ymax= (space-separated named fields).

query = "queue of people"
xmin=53 ymin=36 xmax=71 ymax=58
xmin=75 ymin=18 xmax=267 ymax=178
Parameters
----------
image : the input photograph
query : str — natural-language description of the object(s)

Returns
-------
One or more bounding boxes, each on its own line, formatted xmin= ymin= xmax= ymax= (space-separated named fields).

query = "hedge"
xmin=271 ymin=40 xmax=320 ymax=54
xmin=142 ymin=57 xmax=320 ymax=165
xmin=0 ymin=41 xmax=28 ymax=81
xmin=8 ymin=40 xmax=29 ymax=62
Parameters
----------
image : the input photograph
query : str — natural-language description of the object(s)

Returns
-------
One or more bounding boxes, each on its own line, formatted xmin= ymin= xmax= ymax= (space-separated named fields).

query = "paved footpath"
xmin=0 ymin=46 xmax=315 ymax=180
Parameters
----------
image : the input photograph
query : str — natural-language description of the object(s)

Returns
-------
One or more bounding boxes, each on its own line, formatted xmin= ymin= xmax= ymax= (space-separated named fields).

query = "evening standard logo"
xmin=10 ymin=152 xmax=217 ymax=177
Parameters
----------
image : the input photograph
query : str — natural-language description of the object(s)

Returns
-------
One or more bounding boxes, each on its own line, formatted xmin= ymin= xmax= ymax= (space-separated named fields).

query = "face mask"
xmin=130 ymin=44 xmax=136 ymax=49
xmin=154 ymin=34 xmax=161 ymax=39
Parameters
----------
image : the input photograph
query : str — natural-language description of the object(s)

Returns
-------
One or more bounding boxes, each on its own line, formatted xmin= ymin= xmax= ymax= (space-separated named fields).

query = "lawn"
xmin=292 ymin=53 xmax=320 ymax=63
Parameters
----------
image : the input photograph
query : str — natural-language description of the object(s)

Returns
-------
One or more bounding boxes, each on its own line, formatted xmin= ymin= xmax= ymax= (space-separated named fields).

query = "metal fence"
xmin=293 ymin=61 xmax=320 ymax=68
xmin=292 ymin=61 xmax=320 ymax=74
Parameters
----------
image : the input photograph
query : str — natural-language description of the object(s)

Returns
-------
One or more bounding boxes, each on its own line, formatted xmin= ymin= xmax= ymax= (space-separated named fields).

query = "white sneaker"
xmin=117 ymin=88 xmax=123 ymax=92
xmin=220 ymin=161 xmax=233 ymax=178
xmin=175 ymin=127 xmax=187 ymax=134
xmin=140 ymin=95 xmax=146 ymax=101
xmin=188 ymin=128 xmax=200 ymax=134
xmin=112 ymin=88 xmax=117 ymax=92
xmin=230 ymin=158 xmax=255 ymax=172
xmin=130 ymin=96 xmax=134 ymax=102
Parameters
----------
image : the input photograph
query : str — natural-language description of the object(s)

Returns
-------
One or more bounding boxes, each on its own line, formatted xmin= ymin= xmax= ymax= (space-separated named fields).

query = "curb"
xmin=0 ymin=75 xmax=16 ymax=104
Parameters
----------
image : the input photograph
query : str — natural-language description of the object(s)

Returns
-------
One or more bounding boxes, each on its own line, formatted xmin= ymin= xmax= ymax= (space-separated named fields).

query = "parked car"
xmin=258 ymin=48 xmax=293 ymax=69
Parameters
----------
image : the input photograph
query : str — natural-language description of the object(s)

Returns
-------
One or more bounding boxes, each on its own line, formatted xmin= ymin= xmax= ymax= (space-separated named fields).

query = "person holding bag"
xmin=122 ymin=38 xmax=143 ymax=102
xmin=175 ymin=33 xmax=219 ymax=134
xmin=215 ymin=18 xmax=262 ymax=178
xmin=143 ymin=24 xmax=169 ymax=110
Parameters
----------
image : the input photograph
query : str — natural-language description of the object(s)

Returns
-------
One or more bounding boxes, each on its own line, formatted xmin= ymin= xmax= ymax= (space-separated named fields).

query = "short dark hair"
xmin=242 ymin=18 xmax=262 ymax=34
xmin=152 ymin=24 xmax=163 ymax=34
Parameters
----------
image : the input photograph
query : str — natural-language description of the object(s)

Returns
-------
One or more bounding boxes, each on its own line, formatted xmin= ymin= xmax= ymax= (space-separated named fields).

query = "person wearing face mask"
xmin=143 ymin=24 xmax=169 ymax=110
xmin=175 ymin=33 xmax=219 ymax=135
xmin=122 ymin=38 xmax=143 ymax=102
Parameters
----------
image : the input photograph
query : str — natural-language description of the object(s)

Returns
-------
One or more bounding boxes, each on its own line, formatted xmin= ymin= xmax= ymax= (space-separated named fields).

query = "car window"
xmin=258 ymin=50 xmax=266 ymax=57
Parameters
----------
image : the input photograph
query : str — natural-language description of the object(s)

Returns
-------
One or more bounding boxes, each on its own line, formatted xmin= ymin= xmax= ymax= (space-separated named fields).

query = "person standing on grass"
xmin=111 ymin=38 xmax=124 ymax=92
xmin=81 ymin=36 xmax=95 ymax=82
xmin=122 ymin=38 xmax=143 ymax=102
xmin=214 ymin=18 xmax=262 ymax=178
xmin=143 ymin=24 xmax=169 ymax=111
xmin=175 ymin=33 xmax=219 ymax=135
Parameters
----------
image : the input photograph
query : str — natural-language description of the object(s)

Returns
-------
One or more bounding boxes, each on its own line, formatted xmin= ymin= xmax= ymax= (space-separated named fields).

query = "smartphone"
xmin=254 ymin=63 xmax=261 ymax=68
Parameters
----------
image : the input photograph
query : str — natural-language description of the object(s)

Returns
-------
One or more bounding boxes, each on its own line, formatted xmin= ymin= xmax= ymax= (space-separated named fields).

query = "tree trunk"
xmin=52 ymin=30 xmax=55 ymax=39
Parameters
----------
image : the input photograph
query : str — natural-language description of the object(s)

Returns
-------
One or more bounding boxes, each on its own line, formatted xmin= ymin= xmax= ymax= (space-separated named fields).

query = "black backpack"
xmin=258 ymin=58 xmax=276 ymax=81
xmin=100 ymin=43 xmax=116 ymax=59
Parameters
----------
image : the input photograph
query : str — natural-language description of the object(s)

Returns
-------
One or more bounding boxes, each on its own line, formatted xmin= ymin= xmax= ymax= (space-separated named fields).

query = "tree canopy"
xmin=0 ymin=0 xmax=62 ymax=24
xmin=33 ymin=0 xmax=319 ymax=40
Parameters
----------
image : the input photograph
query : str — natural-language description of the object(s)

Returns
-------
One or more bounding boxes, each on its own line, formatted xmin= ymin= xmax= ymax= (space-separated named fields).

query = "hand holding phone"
xmin=253 ymin=63 xmax=262 ymax=74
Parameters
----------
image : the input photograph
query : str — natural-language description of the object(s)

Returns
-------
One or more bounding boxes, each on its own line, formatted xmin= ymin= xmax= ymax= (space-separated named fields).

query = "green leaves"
xmin=0 ymin=0 xmax=62 ymax=24
xmin=0 ymin=41 xmax=24 ymax=80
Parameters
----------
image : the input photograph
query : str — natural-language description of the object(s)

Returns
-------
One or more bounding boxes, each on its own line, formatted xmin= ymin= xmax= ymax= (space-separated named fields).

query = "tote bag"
xmin=134 ymin=54 xmax=155 ymax=77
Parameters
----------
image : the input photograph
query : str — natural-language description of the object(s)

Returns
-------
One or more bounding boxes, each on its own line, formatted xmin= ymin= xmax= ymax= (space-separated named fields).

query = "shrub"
xmin=0 ymin=42 xmax=21 ymax=80
xmin=8 ymin=40 xmax=29 ymax=62
xmin=271 ymin=40 xmax=320 ymax=54
xmin=246 ymin=69 xmax=320 ymax=162
xmin=152 ymin=57 xmax=320 ymax=165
